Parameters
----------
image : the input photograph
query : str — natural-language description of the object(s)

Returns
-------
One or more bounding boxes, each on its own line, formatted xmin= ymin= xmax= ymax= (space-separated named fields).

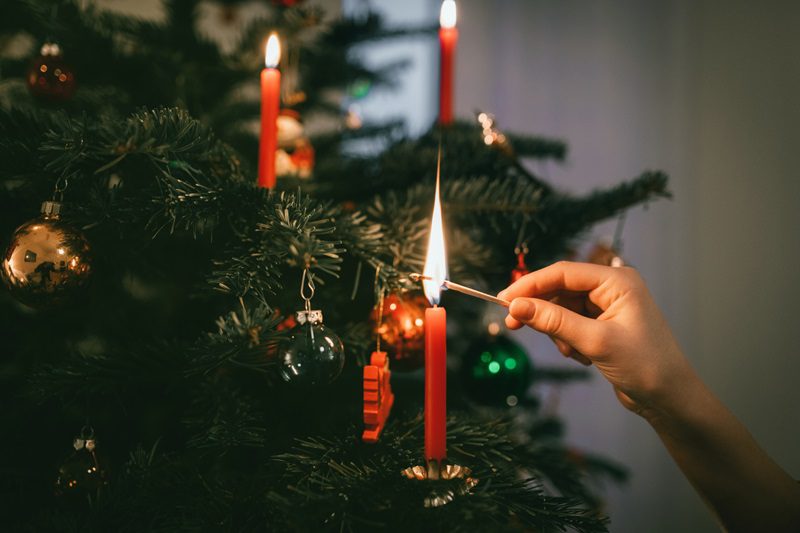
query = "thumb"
xmin=508 ymin=297 xmax=605 ymax=356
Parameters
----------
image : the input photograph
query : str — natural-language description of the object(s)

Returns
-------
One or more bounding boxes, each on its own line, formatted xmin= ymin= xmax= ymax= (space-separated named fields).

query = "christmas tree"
xmin=0 ymin=1 xmax=668 ymax=531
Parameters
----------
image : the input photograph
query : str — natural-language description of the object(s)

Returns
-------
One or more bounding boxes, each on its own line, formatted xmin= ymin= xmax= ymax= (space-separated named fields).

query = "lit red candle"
xmin=258 ymin=33 xmax=281 ymax=189
xmin=422 ymin=158 xmax=448 ymax=463
xmin=438 ymin=0 xmax=458 ymax=125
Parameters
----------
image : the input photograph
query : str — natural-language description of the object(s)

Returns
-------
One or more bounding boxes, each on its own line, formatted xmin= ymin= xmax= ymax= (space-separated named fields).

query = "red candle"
xmin=422 ymin=156 xmax=448 ymax=462
xmin=425 ymin=306 xmax=447 ymax=461
xmin=258 ymin=33 xmax=281 ymax=189
xmin=438 ymin=0 xmax=458 ymax=126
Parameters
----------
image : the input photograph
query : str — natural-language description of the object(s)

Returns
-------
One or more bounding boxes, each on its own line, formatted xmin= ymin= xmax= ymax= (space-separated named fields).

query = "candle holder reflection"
xmin=401 ymin=460 xmax=479 ymax=508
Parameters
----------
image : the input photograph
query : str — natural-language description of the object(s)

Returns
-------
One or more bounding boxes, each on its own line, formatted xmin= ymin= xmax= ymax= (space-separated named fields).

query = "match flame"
xmin=440 ymin=0 xmax=457 ymax=29
xmin=265 ymin=33 xmax=281 ymax=69
xmin=422 ymin=151 xmax=448 ymax=305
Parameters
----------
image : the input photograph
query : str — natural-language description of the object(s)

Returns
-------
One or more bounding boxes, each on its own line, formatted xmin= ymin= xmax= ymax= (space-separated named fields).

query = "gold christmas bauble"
xmin=1 ymin=201 xmax=92 ymax=308
xmin=371 ymin=292 xmax=427 ymax=372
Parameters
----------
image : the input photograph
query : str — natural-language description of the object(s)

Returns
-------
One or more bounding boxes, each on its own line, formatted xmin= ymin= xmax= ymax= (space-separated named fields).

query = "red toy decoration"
xmin=275 ymin=109 xmax=315 ymax=179
xmin=511 ymin=244 xmax=530 ymax=283
xmin=362 ymin=351 xmax=395 ymax=443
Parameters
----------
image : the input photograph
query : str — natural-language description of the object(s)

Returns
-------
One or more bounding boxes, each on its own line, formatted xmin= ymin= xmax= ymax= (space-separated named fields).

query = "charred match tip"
xmin=409 ymin=273 xmax=431 ymax=282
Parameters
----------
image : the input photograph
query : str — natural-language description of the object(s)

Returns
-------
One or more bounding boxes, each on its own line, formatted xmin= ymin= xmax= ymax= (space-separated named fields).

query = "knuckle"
xmin=538 ymin=306 xmax=564 ymax=335
xmin=619 ymin=266 xmax=643 ymax=285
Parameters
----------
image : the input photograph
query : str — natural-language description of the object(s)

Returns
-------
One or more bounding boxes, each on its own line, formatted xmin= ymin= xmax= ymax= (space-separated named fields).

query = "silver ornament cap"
xmin=296 ymin=309 xmax=323 ymax=325
xmin=40 ymin=200 xmax=62 ymax=218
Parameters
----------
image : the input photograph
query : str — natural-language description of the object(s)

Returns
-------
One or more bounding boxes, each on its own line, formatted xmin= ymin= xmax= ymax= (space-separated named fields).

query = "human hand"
xmin=499 ymin=261 xmax=695 ymax=418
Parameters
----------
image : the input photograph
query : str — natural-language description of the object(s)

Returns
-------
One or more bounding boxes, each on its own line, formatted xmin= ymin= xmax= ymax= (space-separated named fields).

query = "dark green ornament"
xmin=461 ymin=334 xmax=532 ymax=406
xmin=55 ymin=428 xmax=108 ymax=498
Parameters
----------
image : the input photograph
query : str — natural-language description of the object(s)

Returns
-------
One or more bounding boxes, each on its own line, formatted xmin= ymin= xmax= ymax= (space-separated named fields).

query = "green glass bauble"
xmin=461 ymin=334 xmax=532 ymax=406
xmin=55 ymin=431 xmax=107 ymax=497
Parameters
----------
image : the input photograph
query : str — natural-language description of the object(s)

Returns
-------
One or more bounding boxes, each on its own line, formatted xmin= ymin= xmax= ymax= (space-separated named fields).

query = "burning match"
xmin=410 ymin=273 xmax=509 ymax=308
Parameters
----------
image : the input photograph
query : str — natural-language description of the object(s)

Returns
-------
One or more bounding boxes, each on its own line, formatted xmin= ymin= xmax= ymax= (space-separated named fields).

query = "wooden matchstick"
xmin=410 ymin=274 xmax=510 ymax=307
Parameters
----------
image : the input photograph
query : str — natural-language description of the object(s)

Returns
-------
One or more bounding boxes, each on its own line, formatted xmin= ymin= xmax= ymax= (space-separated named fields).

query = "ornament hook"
xmin=52 ymin=174 xmax=69 ymax=203
xmin=300 ymin=267 xmax=316 ymax=312
xmin=80 ymin=425 xmax=95 ymax=440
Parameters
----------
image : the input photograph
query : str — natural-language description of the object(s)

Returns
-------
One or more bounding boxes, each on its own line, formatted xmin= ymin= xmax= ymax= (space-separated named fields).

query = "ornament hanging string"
xmin=514 ymin=221 xmax=528 ymax=253
xmin=350 ymin=261 xmax=362 ymax=301
xmin=514 ymin=230 xmax=529 ymax=264
xmin=374 ymin=264 xmax=384 ymax=354
xmin=612 ymin=212 xmax=627 ymax=254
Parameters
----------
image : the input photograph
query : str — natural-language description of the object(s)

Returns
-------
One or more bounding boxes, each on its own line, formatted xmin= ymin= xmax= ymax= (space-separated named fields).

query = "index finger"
xmin=498 ymin=261 xmax=615 ymax=301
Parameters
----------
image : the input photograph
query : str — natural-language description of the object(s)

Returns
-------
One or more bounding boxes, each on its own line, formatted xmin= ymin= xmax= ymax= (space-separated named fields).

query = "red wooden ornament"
xmin=511 ymin=251 xmax=530 ymax=283
xmin=362 ymin=351 xmax=395 ymax=443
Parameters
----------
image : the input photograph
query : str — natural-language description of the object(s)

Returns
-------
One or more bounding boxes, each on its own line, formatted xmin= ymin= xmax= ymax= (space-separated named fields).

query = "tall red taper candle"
xmin=438 ymin=0 xmax=458 ymax=125
xmin=424 ymin=306 xmax=447 ymax=461
xmin=258 ymin=33 xmax=281 ymax=189
xmin=422 ymin=149 xmax=448 ymax=462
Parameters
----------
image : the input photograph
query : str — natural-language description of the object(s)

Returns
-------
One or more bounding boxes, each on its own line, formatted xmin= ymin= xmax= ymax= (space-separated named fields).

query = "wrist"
xmin=641 ymin=361 xmax=709 ymax=434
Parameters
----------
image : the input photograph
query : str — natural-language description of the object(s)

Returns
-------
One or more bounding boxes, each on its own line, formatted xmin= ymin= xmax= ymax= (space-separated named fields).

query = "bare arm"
xmin=499 ymin=262 xmax=800 ymax=532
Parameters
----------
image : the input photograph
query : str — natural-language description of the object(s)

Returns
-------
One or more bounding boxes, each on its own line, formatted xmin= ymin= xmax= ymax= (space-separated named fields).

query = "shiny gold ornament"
xmin=370 ymin=292 xmax=427 ymax=372
xmin=1 ymin=201 xmax=92 ymax=308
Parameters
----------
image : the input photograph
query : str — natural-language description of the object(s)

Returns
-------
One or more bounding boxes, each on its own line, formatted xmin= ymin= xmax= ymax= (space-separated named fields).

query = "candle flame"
xmin=440 ymin=0 xmax=457 ymax=29
xmin=422 ymin=150 xmax=448 ymax=305
xmin=265 ymin=33 xmax=281 ymax=68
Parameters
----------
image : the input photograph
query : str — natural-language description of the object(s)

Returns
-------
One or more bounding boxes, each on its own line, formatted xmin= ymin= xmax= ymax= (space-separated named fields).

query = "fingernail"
xmin=497 ymin=289 xmax=507 ymax=300
xmin=509 ymin=298 xmax=534 ymax=320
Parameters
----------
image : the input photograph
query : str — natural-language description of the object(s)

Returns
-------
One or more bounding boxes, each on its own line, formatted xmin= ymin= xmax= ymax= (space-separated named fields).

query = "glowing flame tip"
xmin=440 ymin=0 xmax=457 ymax=29
xmin=265 ymin=33 xmax=281 ymax=68
xmin=422 ymin=149 xmax=448 ymax=305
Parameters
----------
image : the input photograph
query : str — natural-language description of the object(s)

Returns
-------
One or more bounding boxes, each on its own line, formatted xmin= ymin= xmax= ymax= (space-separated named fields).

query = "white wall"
xmin=452 ymin=0 xmax=800 ymax=531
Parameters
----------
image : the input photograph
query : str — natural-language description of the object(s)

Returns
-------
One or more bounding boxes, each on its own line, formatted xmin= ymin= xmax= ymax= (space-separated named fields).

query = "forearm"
xmin=646 ymin=372 xmax=800 ymax=532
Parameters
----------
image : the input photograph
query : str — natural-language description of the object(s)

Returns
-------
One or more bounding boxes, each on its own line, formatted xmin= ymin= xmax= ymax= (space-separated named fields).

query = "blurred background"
xmin=93 ymin=0 xmax=800 ymax=530
xmin=455 ymin=2 xmax=800 ymax=531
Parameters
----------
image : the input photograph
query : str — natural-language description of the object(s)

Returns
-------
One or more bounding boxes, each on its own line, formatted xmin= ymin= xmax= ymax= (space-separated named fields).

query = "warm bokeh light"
xmin=440 ymin=0 xmax=457 ymax=29
xmin=265 ymin=33 xmax=281 ymax=69
xmin=422 ymin=159 xmax=447 ymax=305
